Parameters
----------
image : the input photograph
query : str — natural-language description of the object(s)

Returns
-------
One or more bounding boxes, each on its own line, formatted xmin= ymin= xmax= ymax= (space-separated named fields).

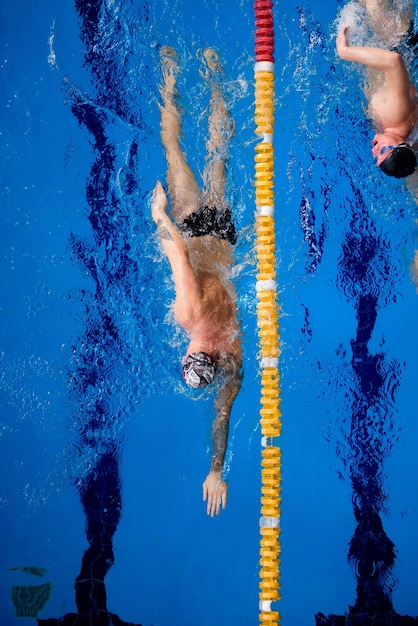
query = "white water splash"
xmin=335 ymin=1 xmax=370 ymax=47
xmin=47 ymin=19 xmax=58 ymax=70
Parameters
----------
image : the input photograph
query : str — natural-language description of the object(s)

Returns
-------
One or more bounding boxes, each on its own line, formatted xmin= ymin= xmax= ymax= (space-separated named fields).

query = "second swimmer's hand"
xmin=336 ymin=26 xmax=350 ymax=59
xmin=151 ymin=180 xmax=168 ymax=222
xmin=203 ymin=471 xmax=228 ymax=517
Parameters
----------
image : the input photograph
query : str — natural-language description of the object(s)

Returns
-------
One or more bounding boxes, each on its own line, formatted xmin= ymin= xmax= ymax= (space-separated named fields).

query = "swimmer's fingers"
xmin=202 ymin=473 xmax=228 ymax=517
xmin=208 ymin=490 xmax=221 ymax=517
xmin=152 ymin=180 xmax=164 ymax=199
xmin=151 ymin=181 xmax=168 ymax=220
xmin=336 ymin=26 xmax=351 ymax=56
xmin=208 ymin=493 xmax=218 ymax=517
xmin=220 ymin=483 xmax=228 ymax=510
xmin=212 ymin=481 xmax=228 ymax=516
xmin=202 ymin=482 xmax=217 ymax=517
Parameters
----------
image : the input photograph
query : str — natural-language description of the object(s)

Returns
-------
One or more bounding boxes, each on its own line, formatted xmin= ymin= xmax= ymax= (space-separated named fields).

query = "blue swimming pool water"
xmin=1 ymin=0 xmax=418 ymax=625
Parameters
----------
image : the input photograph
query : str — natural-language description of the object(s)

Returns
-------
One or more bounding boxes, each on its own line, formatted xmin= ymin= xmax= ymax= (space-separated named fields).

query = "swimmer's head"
xmin=378 ymin=144 xmax=417 ymax=178
xmin=182 ymin=351 xmax=217 ymax=388
xmin=372 ymin=135 xmax=417 ymax=178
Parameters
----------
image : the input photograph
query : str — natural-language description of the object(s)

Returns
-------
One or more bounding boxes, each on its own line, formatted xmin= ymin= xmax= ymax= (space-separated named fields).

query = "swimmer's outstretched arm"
xmin=203 ymin=355 xmax=242 ymax=517
xmin=151 ymin=181 xmax=201 ymax=317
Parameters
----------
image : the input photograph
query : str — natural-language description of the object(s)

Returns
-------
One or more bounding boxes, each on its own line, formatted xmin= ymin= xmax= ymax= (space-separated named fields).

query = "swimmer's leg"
xmin=159 ymin=46 xmax=200 ymax=221
xmin=200 ymin=48 xmax=234 ymax=208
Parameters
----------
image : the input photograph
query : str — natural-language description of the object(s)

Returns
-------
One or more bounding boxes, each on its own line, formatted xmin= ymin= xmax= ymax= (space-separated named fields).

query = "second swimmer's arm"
xmin=336 ymin=26 xmax=404 ymax=72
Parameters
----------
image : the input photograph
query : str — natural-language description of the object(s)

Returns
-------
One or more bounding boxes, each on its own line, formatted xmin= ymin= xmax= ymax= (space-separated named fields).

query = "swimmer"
xmin=151 ymin=46 xmax=242 ymax=517
xmin=336 ymin=0 xmax=417 ymax=178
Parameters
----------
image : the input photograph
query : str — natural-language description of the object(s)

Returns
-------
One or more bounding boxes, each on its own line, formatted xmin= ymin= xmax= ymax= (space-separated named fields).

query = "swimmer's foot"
xmin=199 ymin=47 xmax=223 ymax=81
xmin=160 ymin=46 xmax=179 ymax=97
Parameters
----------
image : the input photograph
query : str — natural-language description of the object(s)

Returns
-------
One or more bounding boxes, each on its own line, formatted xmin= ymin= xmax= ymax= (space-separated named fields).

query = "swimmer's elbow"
xmin=385 ymin=50 xmax=404 ymax=72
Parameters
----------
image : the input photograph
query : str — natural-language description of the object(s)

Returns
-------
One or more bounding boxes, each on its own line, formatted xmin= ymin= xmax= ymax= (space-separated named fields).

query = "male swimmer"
xmin=151 ymin=47 xmax=242 ymax=517
xmin=336 ymin=0 xmax=417 ymax=178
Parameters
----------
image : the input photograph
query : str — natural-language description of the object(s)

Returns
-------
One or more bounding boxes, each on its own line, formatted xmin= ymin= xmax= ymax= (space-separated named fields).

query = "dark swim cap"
xmin=182 ymin=351 xmax=217 ymax=388
xmin=379 ymin=145 xmax=417 ymax=178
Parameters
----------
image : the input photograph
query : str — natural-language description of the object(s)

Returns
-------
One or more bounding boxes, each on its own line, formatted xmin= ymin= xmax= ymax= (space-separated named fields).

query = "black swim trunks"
xmin=178 ymin=205 xmax=237 ymax=245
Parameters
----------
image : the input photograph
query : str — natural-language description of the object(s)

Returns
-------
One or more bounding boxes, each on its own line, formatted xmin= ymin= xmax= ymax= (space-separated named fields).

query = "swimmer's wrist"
xmin=210 ymin=458 xmax=223 ymax=474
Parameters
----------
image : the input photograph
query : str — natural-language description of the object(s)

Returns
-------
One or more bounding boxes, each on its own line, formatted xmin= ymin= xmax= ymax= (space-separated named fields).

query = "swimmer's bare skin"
xmin=151 ymin=47 xmax=242 ymax=517
xmin=336 ymin=0 xmax=417 ymax=165
xmin=336 ymin=1 xmax=418 ymax=288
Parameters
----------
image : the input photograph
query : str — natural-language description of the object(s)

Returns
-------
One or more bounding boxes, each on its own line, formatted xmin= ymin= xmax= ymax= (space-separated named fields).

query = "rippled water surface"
xmin=1 ymin=1 xmax=418 ymax=625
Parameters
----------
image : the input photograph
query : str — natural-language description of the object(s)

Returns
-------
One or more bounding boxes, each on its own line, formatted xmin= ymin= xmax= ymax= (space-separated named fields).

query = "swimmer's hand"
xmin=151 ymin=181 xmax=168 ymax=222
xmin=203 ymin=471 xmax=228 ymax=517
xmin=336 ymin=26 xmax=350 ymax=59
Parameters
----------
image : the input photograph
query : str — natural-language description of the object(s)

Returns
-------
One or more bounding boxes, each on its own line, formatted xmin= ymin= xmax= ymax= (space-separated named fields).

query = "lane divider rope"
xmin=254 ymin=1 xmax=282 ymax=625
